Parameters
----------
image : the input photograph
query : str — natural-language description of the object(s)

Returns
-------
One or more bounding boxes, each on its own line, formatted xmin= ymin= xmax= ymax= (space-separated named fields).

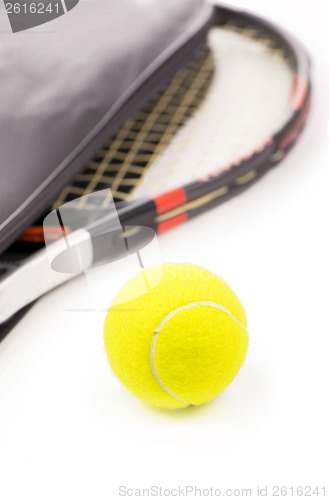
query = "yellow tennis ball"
xmin=104 ymin=263 xmax=248 ymax=410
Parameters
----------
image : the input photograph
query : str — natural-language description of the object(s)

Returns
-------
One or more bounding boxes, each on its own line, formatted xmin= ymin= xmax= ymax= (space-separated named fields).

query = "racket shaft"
xmin=0 ymin=229 xmax=92 ymax=324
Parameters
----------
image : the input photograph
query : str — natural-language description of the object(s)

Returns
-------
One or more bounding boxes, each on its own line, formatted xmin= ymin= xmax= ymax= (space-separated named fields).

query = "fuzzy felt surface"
xmin=104 ymin=263 xmax=248 ymax=410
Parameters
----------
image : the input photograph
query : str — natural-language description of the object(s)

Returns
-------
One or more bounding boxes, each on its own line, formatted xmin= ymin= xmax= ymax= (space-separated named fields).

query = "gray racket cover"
xmin=0 ymin=0 xmax=213 ymax=253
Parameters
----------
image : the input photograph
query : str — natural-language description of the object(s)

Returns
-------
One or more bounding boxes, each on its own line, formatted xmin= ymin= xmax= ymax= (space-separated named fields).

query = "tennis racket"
xmin=0 ymin=4 xmax=311 ymax=338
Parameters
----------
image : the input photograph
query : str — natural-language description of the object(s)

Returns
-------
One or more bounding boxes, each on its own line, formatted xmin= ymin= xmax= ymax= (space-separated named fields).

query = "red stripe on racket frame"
xmin=158 ymin=213 xmax=188 ymax=233
xmin=153 ymin=187 xmax=187 ymax=214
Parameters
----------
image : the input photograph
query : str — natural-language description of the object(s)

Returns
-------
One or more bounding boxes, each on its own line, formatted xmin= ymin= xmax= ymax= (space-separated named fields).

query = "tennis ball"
xmin=104 ymin=263 xmax=248 ymax=410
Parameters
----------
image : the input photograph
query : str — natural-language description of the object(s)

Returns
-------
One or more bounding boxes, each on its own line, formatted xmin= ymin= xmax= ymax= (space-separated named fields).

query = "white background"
xmin=1 ymin=1 xmax=328 ymax=499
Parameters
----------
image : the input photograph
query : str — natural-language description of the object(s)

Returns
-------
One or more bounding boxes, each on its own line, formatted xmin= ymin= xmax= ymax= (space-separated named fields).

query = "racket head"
xmin=43 ymin=6 xmax=311 ymax=229
xmin=0 ymin=4 xmax=311 ymax=336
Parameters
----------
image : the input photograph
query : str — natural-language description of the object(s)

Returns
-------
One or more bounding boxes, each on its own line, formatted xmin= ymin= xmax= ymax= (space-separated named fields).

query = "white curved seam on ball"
xmin=155 ymin=301 xmax=247 ymax=333
xmin=150 ymin=301 xmax=248 ymax=406
xmin=150 ymin=334 xmax=191 ymax=406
